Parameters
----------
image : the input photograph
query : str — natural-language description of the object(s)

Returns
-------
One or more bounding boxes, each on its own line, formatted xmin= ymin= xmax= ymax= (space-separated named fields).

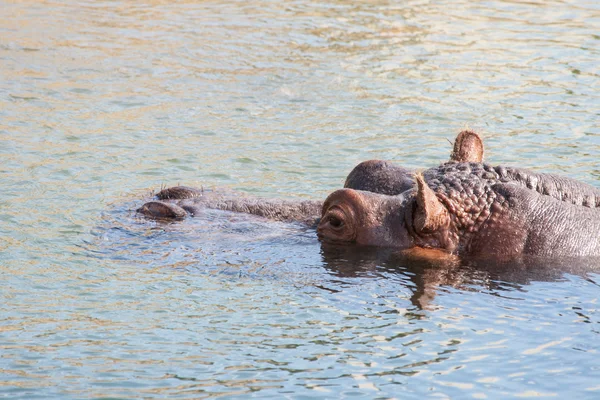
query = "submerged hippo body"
xmin=138 ymin=187 xmax=324 ymax=227
xmin=137 ymin=131 xmax=483 ymax=226
xmin=138 ymin=130 xmax=600 ymax=259
xmin=319 ymin=162 xmax=600 ymax=258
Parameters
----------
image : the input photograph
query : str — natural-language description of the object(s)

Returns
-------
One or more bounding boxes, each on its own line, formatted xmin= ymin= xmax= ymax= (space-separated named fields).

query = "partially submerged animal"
xmin=138 ymin=131 xmax=483 ymax=224
xmin=319 ymin=163 xmax=600 ymax=258
xmin=138 ymin=131 xmax=600 ymax=258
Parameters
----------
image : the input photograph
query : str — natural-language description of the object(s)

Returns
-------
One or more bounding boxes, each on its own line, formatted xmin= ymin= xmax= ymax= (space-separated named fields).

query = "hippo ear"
xmin=414 ymin=175 xmax=450 ymax=233
xmin=450 ymin=130 xmax=484 ymax=163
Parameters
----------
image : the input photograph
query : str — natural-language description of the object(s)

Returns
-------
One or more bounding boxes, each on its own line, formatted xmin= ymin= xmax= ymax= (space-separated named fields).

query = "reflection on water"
xmin=1 ymin=0 xmax=600 ymax=398
xmin=320 ymin=243 xmax=600 ymax=309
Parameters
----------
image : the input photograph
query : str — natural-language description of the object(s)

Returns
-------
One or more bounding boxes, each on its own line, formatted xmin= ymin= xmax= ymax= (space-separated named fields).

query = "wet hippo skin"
xmin=138 ymin=130 xmax=600 ymax=258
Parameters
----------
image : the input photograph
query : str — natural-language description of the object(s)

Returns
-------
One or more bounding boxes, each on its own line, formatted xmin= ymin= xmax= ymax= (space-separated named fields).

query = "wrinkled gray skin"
xmin=138 ymin=130 xmax=600 ymax=257
xmin=346 ymin=160 xmax=600 ymax=208
xmin=318 ymin=162 xmax=600 ymax=257
xmin=138 ymin=187 xmax=323 ymax=227
xmin=485 ymin=166 xmax=600 ymax=208
xmin=344 ymin=130 xmax=600 ymax=207
xmin=138 ymin=130 xmax=484 ymax=225
xmin=139 ymin=157 xmax=421 ymax=226
xmin=343 ymin=130 xmax=485 ymax=195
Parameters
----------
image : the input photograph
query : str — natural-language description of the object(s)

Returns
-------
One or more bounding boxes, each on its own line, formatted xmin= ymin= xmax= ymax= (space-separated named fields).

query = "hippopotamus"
xmin=319 ymin=163 xmax=600 ymax=258
xmin=138 ymin=130 xmax=600 ymax=258
xmin=343 ymin=129 xmax=484 ymax=195
xmin=138 ymin=130 xmax=484 ymax=224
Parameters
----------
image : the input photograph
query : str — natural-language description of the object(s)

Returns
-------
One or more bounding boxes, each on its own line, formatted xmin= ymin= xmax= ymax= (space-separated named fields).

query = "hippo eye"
xmin=328 ymin=215 xmax=344 ymax=229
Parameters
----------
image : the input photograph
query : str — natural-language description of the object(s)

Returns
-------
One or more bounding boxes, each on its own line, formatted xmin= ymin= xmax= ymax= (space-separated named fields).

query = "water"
xmin=1 ymin=0 xmax=599 ymax=398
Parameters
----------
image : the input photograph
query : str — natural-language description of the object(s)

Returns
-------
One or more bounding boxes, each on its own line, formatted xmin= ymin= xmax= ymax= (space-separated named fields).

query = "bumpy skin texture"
xmin=424 ymin=163 xmax=600 ymax=210
xmin=137 ymin=130 xmax=600 ymax=258
xmin=342 ymin=130 xmax=600 ymax=208
xmin=455 ymin=163 xmax=600 ymax=254
xmin=344 ymin=130 xmax=485 ymax=196
xmin=319 ymin=162 xmax=600 ymax=257
xmin=497 ymin=167 xmax=600 ymax=208
xmin=138 ymin=130 xmax=483 ymax=224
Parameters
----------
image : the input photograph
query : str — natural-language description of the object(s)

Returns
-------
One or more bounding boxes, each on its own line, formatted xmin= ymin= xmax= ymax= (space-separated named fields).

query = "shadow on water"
xmin=319 ymin=243 xmax=600 ymax=310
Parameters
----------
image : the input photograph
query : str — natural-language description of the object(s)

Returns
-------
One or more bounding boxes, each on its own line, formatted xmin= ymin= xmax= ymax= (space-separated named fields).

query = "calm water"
xmin=1 ymin=0 xmax=600 ymax=398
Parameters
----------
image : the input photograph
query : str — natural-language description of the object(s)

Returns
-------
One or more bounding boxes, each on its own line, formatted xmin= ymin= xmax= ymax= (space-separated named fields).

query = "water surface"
xmin=1 ymin=0 xmax=599 ymax=398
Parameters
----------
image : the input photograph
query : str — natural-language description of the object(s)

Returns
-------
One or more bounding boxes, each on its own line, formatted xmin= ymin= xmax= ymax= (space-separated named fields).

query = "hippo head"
xmin=318 ymin=176 xmax=458 ymax=252
xmin=317 ymin=188 xmax=411 ymax=248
